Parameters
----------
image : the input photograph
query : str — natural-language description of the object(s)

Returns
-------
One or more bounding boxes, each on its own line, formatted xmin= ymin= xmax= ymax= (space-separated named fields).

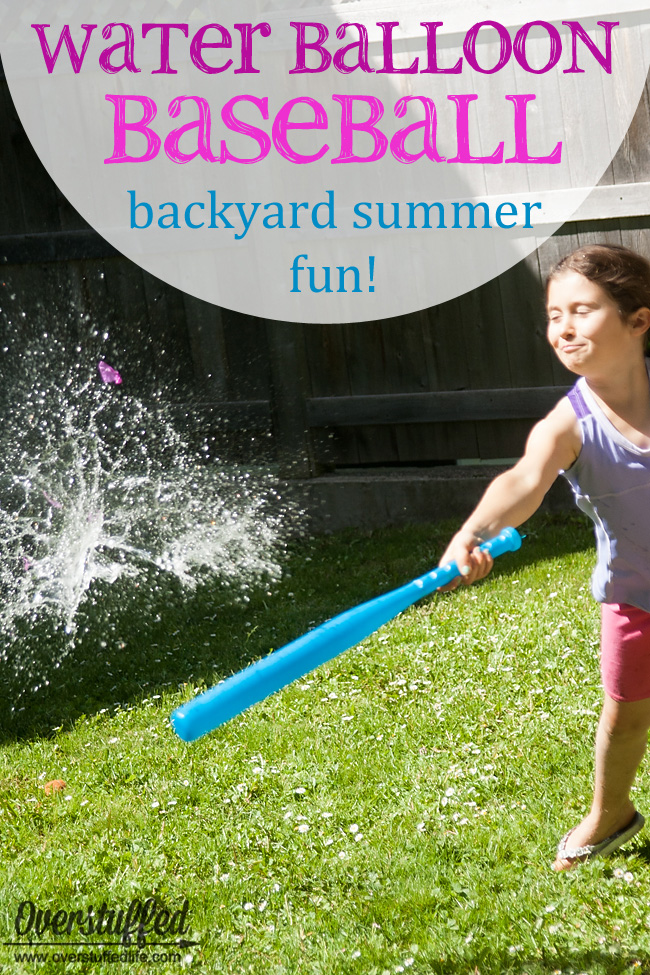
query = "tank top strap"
xmin=566 ymin=380 xmax=591 ymax=420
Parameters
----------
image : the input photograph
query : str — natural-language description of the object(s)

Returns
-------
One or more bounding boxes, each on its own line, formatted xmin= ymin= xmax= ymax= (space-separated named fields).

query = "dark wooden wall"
xmin=2 ymin=56 xmax=650 ymax=478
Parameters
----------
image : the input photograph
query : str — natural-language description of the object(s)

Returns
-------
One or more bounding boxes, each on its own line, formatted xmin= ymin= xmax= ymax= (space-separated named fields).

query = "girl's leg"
xmin=553 ymin=692 xmax=650 ymax=871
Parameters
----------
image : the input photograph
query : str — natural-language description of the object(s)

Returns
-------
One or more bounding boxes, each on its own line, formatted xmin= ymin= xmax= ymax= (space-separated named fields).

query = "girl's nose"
xmin=547 ymin=314 xmax=574 ymax=345
xmin=557 ymin=314 xmax=575 ymax=337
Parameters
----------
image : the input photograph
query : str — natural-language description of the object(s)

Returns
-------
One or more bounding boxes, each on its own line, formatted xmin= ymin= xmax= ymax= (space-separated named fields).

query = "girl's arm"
xmin=438 ymin=397 xmax=581 ymax=587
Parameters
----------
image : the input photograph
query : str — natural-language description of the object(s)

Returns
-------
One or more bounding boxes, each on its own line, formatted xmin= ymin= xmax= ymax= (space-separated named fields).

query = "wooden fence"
xmin=2 ymin=46 xmax=650 ymax=503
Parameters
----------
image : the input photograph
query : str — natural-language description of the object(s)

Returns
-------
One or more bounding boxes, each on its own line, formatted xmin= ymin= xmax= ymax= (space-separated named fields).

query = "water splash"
xmin=0 ymin=330 xmax=286 ymax=700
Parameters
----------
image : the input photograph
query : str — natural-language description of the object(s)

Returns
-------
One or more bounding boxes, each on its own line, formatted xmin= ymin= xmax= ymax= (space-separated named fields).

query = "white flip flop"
xmin=554 ymin=810 xmax=645 ymax=868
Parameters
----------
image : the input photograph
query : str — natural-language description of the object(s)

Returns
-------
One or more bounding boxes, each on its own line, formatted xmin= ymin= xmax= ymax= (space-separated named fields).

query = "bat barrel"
xmin=170 ymin=527 xmax=522 ymax=741
xmin=170 ymin=578 xmax=419 ymax=741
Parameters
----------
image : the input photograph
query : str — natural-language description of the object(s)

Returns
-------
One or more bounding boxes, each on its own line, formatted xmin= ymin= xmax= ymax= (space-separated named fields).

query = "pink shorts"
xmin=601 ymin=602 xmax=650 ymax=702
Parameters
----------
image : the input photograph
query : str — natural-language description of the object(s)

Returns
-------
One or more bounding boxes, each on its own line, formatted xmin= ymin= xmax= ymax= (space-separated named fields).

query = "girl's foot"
xmin=552 ymin=805 xmax=641 ymax=871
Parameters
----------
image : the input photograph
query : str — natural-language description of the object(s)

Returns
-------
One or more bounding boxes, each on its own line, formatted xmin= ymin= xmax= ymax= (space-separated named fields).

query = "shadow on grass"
xmin=628 ymin=838 xmax=650 ymax=866
xmin=462 ymin=949 xmax=649 ymax=975
xmin=0 ymin=511 xmax=594 ymax=743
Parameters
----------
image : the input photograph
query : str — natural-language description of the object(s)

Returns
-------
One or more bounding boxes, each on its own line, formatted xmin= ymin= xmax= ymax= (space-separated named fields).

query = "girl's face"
xmin=546 ymin=271 xmax=647 ymax=377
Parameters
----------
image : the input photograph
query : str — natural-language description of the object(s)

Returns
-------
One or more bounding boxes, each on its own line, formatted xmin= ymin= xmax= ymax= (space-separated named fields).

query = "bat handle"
xmin=430 ymin=527 xmax=522 ymax=589
xmin=476 ymin=526 xmax=523 ymax=560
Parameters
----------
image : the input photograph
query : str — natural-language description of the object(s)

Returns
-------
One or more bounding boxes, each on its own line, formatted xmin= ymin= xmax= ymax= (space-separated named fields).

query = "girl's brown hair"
xmin=546 ymin=243 xmax=650 ymax=318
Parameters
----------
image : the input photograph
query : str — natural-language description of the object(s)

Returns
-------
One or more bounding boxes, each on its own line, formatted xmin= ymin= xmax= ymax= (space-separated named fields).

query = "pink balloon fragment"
xmin=42 ymin=490 xmax=62 ymax=509
xmin=98 ymin=360 xmax=122 ymax=385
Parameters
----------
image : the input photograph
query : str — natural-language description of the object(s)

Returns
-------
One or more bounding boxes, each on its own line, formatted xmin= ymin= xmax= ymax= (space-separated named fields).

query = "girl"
xmin=438 ymin=243 xmax=650 ymax=871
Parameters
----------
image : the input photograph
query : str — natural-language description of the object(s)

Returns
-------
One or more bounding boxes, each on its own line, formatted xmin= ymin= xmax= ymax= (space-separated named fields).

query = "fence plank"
xmin=266 ymin=321 xmax=318 ymax=477
xmin=181 ymin=295 xmax=228 ymax=399
xmin=307 ymin=386 xmax=570 ymax=427
xmin=341 ymin=318 xmax=401 ymax=464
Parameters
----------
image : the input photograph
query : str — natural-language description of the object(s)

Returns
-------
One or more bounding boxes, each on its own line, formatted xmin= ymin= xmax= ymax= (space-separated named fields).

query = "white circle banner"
xmin=2 ymin=1 xmax=649 ymax=323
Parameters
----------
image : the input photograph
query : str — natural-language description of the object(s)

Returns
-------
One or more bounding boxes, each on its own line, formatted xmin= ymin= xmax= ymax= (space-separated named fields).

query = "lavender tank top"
xmin=562 ymin=368 xmax=650 ymax=613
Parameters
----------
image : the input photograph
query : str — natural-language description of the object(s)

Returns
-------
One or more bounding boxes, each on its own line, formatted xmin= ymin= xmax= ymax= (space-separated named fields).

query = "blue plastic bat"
xmin=170 ymin=527 xmax=522 ymax=742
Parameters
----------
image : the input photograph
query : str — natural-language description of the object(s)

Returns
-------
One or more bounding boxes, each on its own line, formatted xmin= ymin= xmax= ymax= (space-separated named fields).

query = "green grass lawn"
xmin=2 ymin=512 xmax=650 ymax=975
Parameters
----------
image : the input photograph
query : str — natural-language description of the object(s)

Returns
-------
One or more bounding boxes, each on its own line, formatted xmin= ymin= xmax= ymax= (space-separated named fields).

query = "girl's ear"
xmin=630 ymin=307 xmax=650 ymax=337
